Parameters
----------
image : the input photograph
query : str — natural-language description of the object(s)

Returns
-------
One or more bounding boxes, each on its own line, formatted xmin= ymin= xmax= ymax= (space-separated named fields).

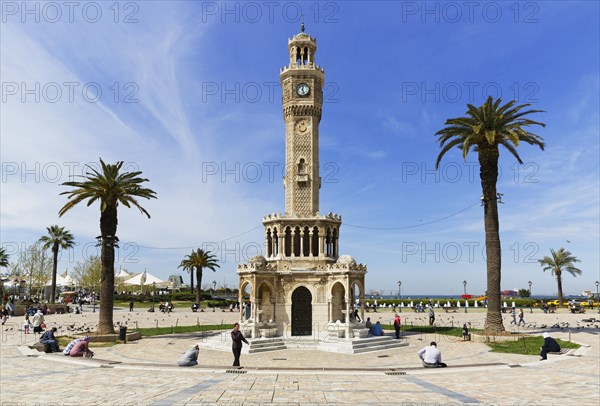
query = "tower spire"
xmin=301 ymin=15 xmax=305 ymax=32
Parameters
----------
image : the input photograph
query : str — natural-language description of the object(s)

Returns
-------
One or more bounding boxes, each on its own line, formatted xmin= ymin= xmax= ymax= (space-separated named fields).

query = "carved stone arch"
xmin=286 ymin=283 xmax=316 ymax=304
xmin=256 ymin=280 xmax=276 ymax=322
xmin=330 ymin=281 xmax=346 ymax=323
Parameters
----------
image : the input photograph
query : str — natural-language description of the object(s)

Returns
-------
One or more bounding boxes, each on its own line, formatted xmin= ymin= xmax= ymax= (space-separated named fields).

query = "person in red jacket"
xmin=393 ymin=314 xmax=401 ymax=339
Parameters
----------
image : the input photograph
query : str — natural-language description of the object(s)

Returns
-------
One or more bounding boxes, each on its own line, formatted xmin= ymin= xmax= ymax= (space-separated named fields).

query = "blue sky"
xmin=1 ymin=1 xmax=598 ymax=296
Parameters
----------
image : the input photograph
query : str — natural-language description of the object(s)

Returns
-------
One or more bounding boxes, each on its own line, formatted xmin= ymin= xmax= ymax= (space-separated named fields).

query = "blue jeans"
xmin=40 ymin=339 xmax=58 ymax=352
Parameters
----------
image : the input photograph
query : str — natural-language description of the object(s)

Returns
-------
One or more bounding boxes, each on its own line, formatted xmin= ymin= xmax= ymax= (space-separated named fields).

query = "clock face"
xmin=296 ymin=83 xmax=310 ymax=96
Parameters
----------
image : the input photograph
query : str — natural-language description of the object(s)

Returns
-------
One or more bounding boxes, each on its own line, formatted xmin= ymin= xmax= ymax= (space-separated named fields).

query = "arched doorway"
xmin=291 ymin=286 xmax=312 ymax=336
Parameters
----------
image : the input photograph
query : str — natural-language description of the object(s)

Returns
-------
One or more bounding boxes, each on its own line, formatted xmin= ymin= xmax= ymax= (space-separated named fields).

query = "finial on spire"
xmin=301 ymin=15 xmax=305 ymax=32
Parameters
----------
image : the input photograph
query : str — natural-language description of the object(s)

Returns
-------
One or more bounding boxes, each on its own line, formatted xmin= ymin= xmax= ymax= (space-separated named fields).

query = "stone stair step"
xmin=248 ymin=345 xmax=287 ymax=354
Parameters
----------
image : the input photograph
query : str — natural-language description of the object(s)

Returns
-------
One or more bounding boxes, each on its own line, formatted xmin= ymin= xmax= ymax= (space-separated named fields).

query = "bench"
xmin=353 ymin=328 xmax=370 ymax=338
xmin=29 ymin=343 xmax=52 ymax=353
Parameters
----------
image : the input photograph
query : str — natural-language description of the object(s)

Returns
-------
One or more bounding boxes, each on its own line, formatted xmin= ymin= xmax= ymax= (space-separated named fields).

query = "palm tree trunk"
xmin=190 ymin=272 xmax=194 ymax=295
xmin=196 ymin=267 xmax=203 ymax=304
xmin=479 ymin=148 xmax=505 ymax=334
xmin=98 ymin=205 xmax=117 ymax=334
xmin=556 ymin=272 xmax=564 ymax=307
xmin=50 ymin=244 xmax=58 ymax=304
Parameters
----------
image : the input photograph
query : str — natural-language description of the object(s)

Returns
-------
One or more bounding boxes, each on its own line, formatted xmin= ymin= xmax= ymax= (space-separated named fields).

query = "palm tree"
xmin=178 ymin=249 xmax=219 ymax=304
xmin=59 ymin=159 xmax=156 ymax=334
xmin=178 ymin=257 xmax=195 ymax=296
xmin=0 ymin=248 xmax=8 ymax=268
xmin=435 ymin=96 xmax=545 ymax=333
xmin=539 ymin=248 xmax=582 ymax=306
xmin=39 ymin=225 xmax=75 ymax=303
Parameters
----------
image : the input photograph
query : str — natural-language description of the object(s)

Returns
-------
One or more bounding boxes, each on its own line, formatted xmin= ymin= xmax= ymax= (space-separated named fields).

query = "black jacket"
xmin=231 ymin=330 xmax=248 ymax=349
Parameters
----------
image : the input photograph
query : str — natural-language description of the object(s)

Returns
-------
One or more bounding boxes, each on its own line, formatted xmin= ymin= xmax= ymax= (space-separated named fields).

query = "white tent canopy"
xmin=123 ymin=271 xmax=170 ymax=287
xmin=45 ymin=272 xmax=74 ymax=287
xmin=116 ymin=269 xmax=131 ymax=279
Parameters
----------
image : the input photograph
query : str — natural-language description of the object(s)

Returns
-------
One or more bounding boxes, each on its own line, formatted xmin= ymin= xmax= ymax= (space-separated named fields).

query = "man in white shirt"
xmin=417 ymin=341 xmax=447 ymax=368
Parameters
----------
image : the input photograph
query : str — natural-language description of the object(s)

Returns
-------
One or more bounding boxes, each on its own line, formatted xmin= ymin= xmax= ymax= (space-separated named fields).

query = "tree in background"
xmin=39 ymin=225 xmax=75 ymax=303
xmin=59 ymin=159 xmax=157 ymax=334
xmin=518 ymin=289 xmax=531 ymax=298
xmin=11 ymin=244 xmax=52 ymax=299
xmin=539 ymin=248 xmax=582 ymax=306
xmin=0 ymin=248 xmax=9 ymax=268
xmin=435 ymin=96 xmax=545 ymax=333
xmin=72 ymin=256 xmax=102 ymax=294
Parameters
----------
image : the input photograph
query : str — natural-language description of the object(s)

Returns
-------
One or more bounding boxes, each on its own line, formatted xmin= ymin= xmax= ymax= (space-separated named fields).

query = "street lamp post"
xmin=212 ymin=280 xmax=217 ymax=293
xmin=397 ymin=281 xmax=402 ymax=313
xmin=528 ymin=281 xmax=533 ymax=313
xmin=463 ymin=280 xmax=467 ymax=313
xmin=596 ymin=281 xmax=599 ymax=314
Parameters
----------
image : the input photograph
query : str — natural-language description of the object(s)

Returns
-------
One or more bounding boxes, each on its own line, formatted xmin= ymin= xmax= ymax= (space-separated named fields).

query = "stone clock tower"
xmin=237 ymin=26 xmax=367 ymax=341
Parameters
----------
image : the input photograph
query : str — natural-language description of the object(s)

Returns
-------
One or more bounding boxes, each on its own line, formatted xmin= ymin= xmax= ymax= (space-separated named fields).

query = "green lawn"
xmin=133 ymin=323 xmax=235 ymax=337
xmin=383 ymin=324 xmax=482 ymax=337
xmin=487 ymin=336 xmax=580 ymax=355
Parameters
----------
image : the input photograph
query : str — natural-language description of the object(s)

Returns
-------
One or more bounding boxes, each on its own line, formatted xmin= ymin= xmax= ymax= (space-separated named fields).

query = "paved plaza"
xmin=1 ymin=306 xmax=598 ymax=405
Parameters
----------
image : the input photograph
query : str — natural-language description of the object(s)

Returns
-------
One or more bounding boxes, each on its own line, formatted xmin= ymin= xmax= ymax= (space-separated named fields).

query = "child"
xmin=23 ymin=314 xmax=31 ymax=334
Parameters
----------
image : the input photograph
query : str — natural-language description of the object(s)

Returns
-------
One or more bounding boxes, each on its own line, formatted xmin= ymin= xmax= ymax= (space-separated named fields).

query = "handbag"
xmin=40 ymin=323 xmax=46 ymax=329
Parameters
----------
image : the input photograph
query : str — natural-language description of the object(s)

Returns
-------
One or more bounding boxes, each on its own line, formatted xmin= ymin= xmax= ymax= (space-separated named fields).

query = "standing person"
xmin=417 ymin=341 xmax=447 ymax=368
xmin=393 ymin=314 xmax=401 ymax=339
xmin=32 ymin=310 xmax=45 ymax=334
xmin=517 ymin=308 xmax=525 ymax=326
xmin=540 ymin=332 xmax=560 ymax=360
xmin=129 ymin=300 xmax=134 ymax=312
xmin=353 ymin=309 xmax=361 ymax=323
xmin=510 ymin=307 xmax=517 ymax=325
xmin=1 ymin=306 xmax=8 ymax=325
xmin=231 ymin=323 xmax=249 ymax=367
xmin=428 ymin=305 xmax=435 ymax=326
xmin=23 ymin=314 xmax=31 ymax=334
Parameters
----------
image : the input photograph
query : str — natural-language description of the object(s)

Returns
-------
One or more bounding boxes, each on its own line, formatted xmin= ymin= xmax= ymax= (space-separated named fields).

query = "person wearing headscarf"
xmin=177 ymin=344 xmax=199 ymax=366
xmin=540 ymin=332 xmax=560 ymax=360
xmin=63 ymin=336 xmax=84 ymax=355
xmin=69 ymin=336 xmax=93 ymax=357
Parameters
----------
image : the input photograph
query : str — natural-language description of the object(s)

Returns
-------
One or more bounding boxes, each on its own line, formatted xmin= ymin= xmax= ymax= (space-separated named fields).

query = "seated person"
xmin=370 ymin=320 xmax=384 ymax=336
xmin=365 ymin=317 xmax=373 ymax=333
xmin=540 ymin=332 xmax=560 ymax=360
xmin=39 ymin=327 xmax=59 ymax=353
xmin=417 ymin=341 xmax=447 ymax=367
xmin=177 ymin=344 xmax=199 ymax=367
xmin=191 ymin=303 xmax=200 ymax=312
xmin=63 ymin=337 xmax=83 ymax=356
xmin=69 ymin=336 xmax=94 ymax=357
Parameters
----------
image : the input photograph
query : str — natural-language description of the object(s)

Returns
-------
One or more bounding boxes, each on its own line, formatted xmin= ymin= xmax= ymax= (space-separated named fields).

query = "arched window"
xmin=302 ymin=227 xmax=310 ymax=257
xmin=311 ymin=227 xmax=319 ymax=257
xmin=266 ymin=229 xmax=272 ymax=258
xmin=293 ymin=226 xmax=301 ymax=257
xmin=273 ymin=228 xmax=279 ymax=256
xmin=298 ymin=158 xmax=306 ymax=174
xmin=284 ymin=227 xmax=292 ymax=257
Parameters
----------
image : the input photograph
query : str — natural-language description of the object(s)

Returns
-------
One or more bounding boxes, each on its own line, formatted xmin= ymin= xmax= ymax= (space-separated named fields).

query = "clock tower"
xmin=237 ymin=26 xmax=367 ymax=341
xmin=280 ymin=25 xmax=324 ymax=217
